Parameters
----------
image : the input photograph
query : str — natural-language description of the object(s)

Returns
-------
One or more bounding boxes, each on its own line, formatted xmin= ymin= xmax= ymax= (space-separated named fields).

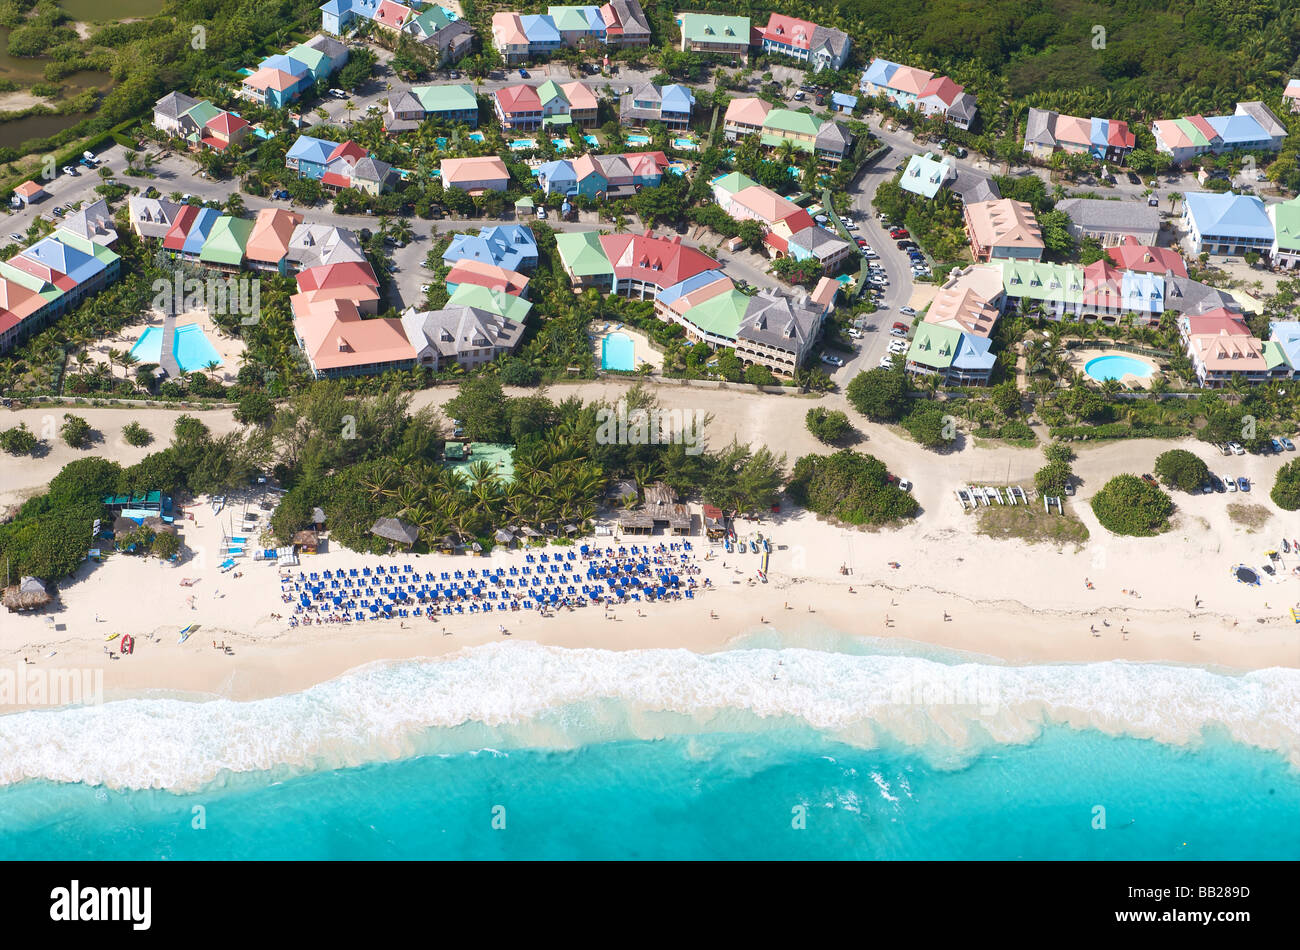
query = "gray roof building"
xmin=400 ymin=304 xmax=526 ymax=369
xmin=736 ymin=289 xmax=826 ymax=366
xmin=153 ymin=91 xmax=198 ymax=121
xmin=126 ymin=196 xmax=182 ymax=240
xmin=788 ymin=225 xmax=852 ymax=263
xmin=1057 ymin=197 xmax=1160 ymax=245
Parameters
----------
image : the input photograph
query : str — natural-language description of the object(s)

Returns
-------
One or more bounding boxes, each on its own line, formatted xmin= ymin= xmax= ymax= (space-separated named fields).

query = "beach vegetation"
xmin=1153 ymin=449 xmax=1209 ymax=493
xmin=0 ymin=422 xmax=40 ymax=456
xmin=1226 ymin=503 xmax=1271 ymax=532
xmin=0 ymin=501 xmax=101 ymax=582
xmin=122 ymin=422 xmax=153 ymax=447
xmin=974 ymin=500 xmax=1089 ymax=546
xmin=1270 ymin=459 xmax=1300 ymax=511
xmin=846 ymin=368 xmax=909 ymax=422
xmin=898 ymin=401 xmax=951 ymax=450
xmin=47 ymin=457 xmax=121 ymax=509
xmin=235 ymin=392 xmax=275 ymax=427
xmin=1034 ymin=459 xmax=1072 ymax=498
xmin=1090 ymin=474 xmax=1173 ymax=537
xmin=59 ymin=414 xmax=93 ymax=449
xmin=151 ymin=530 xmax=181 ymax=560
xmin=786 ymin=450 xmax=919 ymax=526
xmin=805 ymin=407 xmax=853 ymax=444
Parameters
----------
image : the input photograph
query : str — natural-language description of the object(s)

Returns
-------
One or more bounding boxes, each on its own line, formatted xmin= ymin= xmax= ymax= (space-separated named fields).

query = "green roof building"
xmin=448 ymin=282 xmax=534 ymax=323
xmin=906 ymin=322 xmax=961 ymax=373
xmin=199 ymin=216 xmax=254 ymax=267
xmin=555 ymin=231 xmax=614 ymax=290
xmin=679 ymin=13 xmax=751 ymax=54
xmin=710 ymin=171 xmax=758 ymax=197
xmin=676 ymin=288 xmax=747 ymax=342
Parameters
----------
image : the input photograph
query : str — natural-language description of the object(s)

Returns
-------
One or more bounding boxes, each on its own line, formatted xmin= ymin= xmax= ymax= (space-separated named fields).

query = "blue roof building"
xmin=1183 ymin=192 xmax=1274 ymax=257
xmin=520 ymin=14 xmax=562 ymax=51
xmin=180 ymin=208 xmax=222 ymax=258
xmin=831 ymin=92 xmax=858 ymax=113
xmin=443 ymin=225 xmax=539 ymax=273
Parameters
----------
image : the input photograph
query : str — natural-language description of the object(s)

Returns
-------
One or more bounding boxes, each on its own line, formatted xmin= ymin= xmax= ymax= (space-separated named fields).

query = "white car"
xmin=820 ymin=354 xmax=845 ymax=367
xmin=878 ymin=355 xmax=896 ymax=368
xmin=897 ymin=478 xmax=913 ymax=492
xmin=888 ymin=342 xmax=908 ymax=354
xmin=899 ymin=306 xmax=916 ymax=316
xmin=1228 ymin=442 xmax=1245 ymax=455
xmin=1223 ymin=473 xmax=1237 ymax=492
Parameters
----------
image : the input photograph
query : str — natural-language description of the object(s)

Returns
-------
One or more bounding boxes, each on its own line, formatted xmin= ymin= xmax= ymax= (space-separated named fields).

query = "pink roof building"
xmin=598 ymin=232 xmax=720 ymax=290
xmin=242 ymin=68 xmax=299 ymax=95
xmin=245 ymin=208 xmax=304 ymax=267
xmin=724 ymin=97 xmax=772 ymax=133
xmin=888 ymin=65 xmax=933 ymax=96
xmin=440 ymin=156 xmax=510 ymax=194
xmin=560 ymin=81 xmax=599 ymax=112
xmin=292 ymin=294 xmax=414 ymax=377
xmin=963 ymin=199 xmax=1044 ymax=261
xmin=761 ymin=14 xmax=815 ymax=50
xmin=1106 ymin=235 xmax=1187 ymax=277
xmin=924 ymin=265 xmax=1005 ymax=336
xmin=445 ymin=259 xmax=530 ymax=297
xmin=373 ymin=0 xmax=412 ymax=29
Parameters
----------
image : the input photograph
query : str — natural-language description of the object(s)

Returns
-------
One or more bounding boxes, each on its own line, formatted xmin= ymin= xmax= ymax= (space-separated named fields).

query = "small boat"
xmin=749 ymin=540 xmax=758 ymax=553
xmin=211 ymin=495 xmax=225 ymax=515
xmin=1285 ymin=539 xmax=1291 ymax=554
xmin=120 ymin=635 xmax=134 ymax=655
xmin=105 ymin=632 xmax=120 ymax=642
xmin=178 ymin=623 xmax=195 ymax=644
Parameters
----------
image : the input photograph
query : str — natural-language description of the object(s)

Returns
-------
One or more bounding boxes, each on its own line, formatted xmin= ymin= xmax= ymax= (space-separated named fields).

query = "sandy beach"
xmin=3 ymin=381 xmax=1300 ymax=709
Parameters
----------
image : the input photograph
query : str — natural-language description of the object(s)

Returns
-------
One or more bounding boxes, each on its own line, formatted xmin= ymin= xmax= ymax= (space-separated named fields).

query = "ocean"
xmin=0 ymin=636 xmax=1297 ymax=860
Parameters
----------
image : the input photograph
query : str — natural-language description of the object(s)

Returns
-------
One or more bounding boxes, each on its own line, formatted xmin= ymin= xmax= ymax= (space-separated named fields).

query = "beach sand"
xmin=3 ymin=382 xmax=1300 ymax=709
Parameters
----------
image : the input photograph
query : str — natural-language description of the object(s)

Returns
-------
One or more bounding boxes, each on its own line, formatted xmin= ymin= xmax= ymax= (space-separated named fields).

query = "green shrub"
xmin=1090 ymin=474 xmax=1173 ymax=536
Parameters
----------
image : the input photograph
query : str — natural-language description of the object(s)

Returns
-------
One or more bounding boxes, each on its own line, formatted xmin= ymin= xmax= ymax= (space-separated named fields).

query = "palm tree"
xmin=105 ymin=348 xmax=124 ymax=378
xmin=1167 ymin=191 xmax=1183 ymax=214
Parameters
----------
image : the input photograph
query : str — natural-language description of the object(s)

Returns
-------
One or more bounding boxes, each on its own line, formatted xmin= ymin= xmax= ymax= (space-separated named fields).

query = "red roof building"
xmin=1106 ymin=235 xmax=1187 ymax=278
xmin=598 ymin=232 xmax=720 ymax=293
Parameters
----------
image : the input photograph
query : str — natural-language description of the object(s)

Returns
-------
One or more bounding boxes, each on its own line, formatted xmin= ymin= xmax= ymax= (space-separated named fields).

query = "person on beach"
xmin=943 ymin=612 xmax=951 ymax=621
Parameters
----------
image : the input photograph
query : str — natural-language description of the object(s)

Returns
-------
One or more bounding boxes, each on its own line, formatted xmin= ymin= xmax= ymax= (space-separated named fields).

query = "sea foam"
xmin=0 ymin=642 xmax=1296 ymax=791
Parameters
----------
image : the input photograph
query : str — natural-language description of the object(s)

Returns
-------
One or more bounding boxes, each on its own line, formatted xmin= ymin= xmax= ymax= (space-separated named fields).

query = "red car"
xmin=890 ymin=228 xmax=910 ymax=239
xmin=855 ymin=237 xmax=868 ymax=247
xmin=892 ymin=321 xmax=909 ymax=332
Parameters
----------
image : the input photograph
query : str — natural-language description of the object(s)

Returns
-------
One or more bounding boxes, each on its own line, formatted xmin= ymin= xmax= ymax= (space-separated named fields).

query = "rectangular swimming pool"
xmin=601 ymin=331 xmax=635 ymax=371
xmin=130 ymin=324 xmax=223 ymax=373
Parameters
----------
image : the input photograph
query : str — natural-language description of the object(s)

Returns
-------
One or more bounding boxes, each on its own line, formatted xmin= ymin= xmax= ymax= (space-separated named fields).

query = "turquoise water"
xmin=552 ymin=138 xmax=568 ymax=150
xmin=601 ymin=331 xmax=635 ymax=370
xmin=672 ymin=137 xmax=697 ymax=150
xmin=509 ymin=139 xmax=536 ymax=150
xmin=0 ymin=640 xmax=1297 ymax=859
xmin=626 ymin=134 xmax=650 ymax=146
xmin=583 ymin=135 xmax=598 ymax=146
xmin=1085 ymin=354 xmax=1154 ymax=381
xmin=468 ymin=132 xmax=485 ymax=142
xmin=130 ymin=324 xmax=223 ymax=372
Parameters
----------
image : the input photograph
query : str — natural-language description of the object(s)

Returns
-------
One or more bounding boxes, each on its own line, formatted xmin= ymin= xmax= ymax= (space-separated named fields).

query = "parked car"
xmin=1209 ymin=474 xmax=1225 ymax=493
xmin=845 ymin=221 xmax=859 ymax=230
xmin=1283 ymin=437 xmax=1296 ymax=451
xmin=879 ymin=355 xmax=897 ymax=368
xmin=898 ymin=478 xmax=913 ymax=492
xmin=855 ymin=237 xmax=867 ymax=247
xmin=820 ymin=354 xmax=845 ymax=367
xmin=62 ymin=165 xmax=76 ymax=176
xmin=888 ymin=342 xmax=908 ymax=355
xmin=1272 ymin=438 xmax=1285 ymax=453
xmin=890 ymin=327 xmax=908 ymax=337
xmin=1141 ymin=473 xmax=1157 ymax=486
xmin=1228 ymin=442 xmax=1245 ymax=455
xmin=1237 ymin=477 xmax=1250 ymax=492
xmin=518 ymin=68 xmax=529 ymax=78
xmin=792 ymin=91 xmax=805 ymax=101
xmin=889 ymin=228 xmax=909 ymax=238
xmin=7 ymin=232 xmax=21 ymax=241
xmin=898 ymin=307 xmax=916 ymax=316
xmin=1126 ymin=171 xmax=1141 ymax=185
xmin=536 ymin=206 xmax=548 ymax=219
xmin=449 ymin=70 xmax=462 ymax=79
xmin=1148 ymin=197 xmax=1160 ymax=206
xmin=1224 ymin=474 xmax=1237 ymax=492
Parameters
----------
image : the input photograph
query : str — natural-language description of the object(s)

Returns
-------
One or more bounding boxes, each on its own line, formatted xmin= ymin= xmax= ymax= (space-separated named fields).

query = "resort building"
xmin=678 ymin=13 xmax=752 ymax=57
xmin=599 ymin=0 xmax=651 ymax=47
xmin=1055 ymin=198 xmax=1160 ymax=247
xmin=963 ymin=199 xmax=1044 ymax=262
xmin=600 ymin=232 xmax=721 ymax=300
xmin=285 ymin=136 xmax=368 ymax=182
xmin=59 ymin=199 xmax=118 ymax=247
xmin=1022 ymin=109 xmax=1136 ymax=163
xmin=198 ymin=215 xmax=255 ymax=272
xmin=1268 ymin=195 xmax=1300 ymax=270
xmin=384 ymin=84 xmax=479 ymax=133
xmin=923 ymin=264 xmax=1004 ymax=337
xmin=401 ymin=5 xmax=474 ymax=64
xmin=241 ymin=35 xmax=349 ymax=107
xmin=619 ymin=83 xmax=696 ymax=131
xmin=757 ymin=14 xmax=850 ymax=72
xmin=294 ymin=294 xmax=414 ymax=378
xmin=494 ymin=80 xmax=597 ymax=131
xmin=445 ymin=259 xmax=530 ymax=298
xmin=1152 ymin=102 xmax=1287 ymax=164
xmin=548 ymin=5 xmax=606 ymax=46
xmin=904 ymin=322 xmax=996 ymax=386
xmin=899 ymin=151 xmax=956 ymax=199
xmin=721 ymin=97 xmax=854 ymax=164
xmin=12 ymin=181 xmax=47 ymax=206
xmin=152 ymin=92 xmax=199 ymax=136
xmin=442 ymin=225 xmax=539 ymax=273
xmin=127 ymin=196 xmax=184 ymax=240
xmin=400 ymin=301 xmax=527 ymax=371
xmin=1106 ymin=235 xmax=1188 ymax=278
xmin=1285 ymin=79 xmax=1300 ymax=114
xmin=533 ymin=150 xmax=668 ymax=198
xmin=439 ymin=156 xmax=511 ymax=194
xmin=0 ymin=217 xmax=122 ymax=354
xmin=1181 ymin=192 xmax=1274 ymax=257
xmin=245 ymin=208 xmax=305 ymax=274
xmin=490 ymin=12 xmax=562 ymax=61
xmin=150 ymin=95 xmax=252 ymax=153
xmin=859 ymin=59 xmax=977 ymax=129
xmin=1184 ymin=330 xmax=1279 ymax=388
xmin=710 ymin=171 xmax=852 ymax=272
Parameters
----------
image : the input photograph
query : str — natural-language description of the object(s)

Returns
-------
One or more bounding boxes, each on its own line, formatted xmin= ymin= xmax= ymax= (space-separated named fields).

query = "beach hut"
xmin=616 ymin=509 xmax=654 ymax=536
xmin=292 ymin=529 xmax=320 ymax=554
xmin=702 ymin=504 xmax=726 ymax=540
xmin=311 ymin=507 xmax=326 ymax=529
xmin=437 ymin=533 xmax=462 ymax=555
xmin=371 ymin=516 xmax=419 ymax=548
xmin=142 ymin=516 xmax=177 ymax=535
xmin=494 ymin=528 xmax=515 ymax=548
xmin=2 ymin=576 xmax=52 ymax=612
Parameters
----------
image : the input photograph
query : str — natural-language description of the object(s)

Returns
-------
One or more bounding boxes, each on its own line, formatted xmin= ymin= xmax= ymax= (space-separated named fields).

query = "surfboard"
xmin=105 ymin=632 xmax=120 ymax=642
xmin=178 ymin=623 xmax=195 ymax=644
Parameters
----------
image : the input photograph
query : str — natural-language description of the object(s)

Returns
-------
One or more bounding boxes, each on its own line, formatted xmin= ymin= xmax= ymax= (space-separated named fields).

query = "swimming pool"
xmin=131 ymin=324 xmax=223 ymax=373
xmin=552 ymin=138 xmax=569 ymax=150
xmin=672 ymin=137 xmax=697 ymax=151
xmin=582 ymin=135 xmax=599 ymax=147
xmin=468 ymin=132 xmax=485 ymax=142
xmin=509 ymin=139 xmax=537 ymax=150
xmin=601 ymin=332 xmax=635 ymax=371
xmin=626 ymin=134 xmax=651 ymax=146
xmin=1084 ymin=354 xmax=1154 ymax=381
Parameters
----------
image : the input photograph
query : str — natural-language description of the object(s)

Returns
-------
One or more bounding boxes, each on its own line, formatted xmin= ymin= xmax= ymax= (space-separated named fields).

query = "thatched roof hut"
xmin=113 ymin=516 xmax=140 ymax=535
xmin=371 ymin=517 xmax=419 ymax=547
xmin=494 ymin=528 xmax=515 ymax=545
xmin=3 ymin=576 xmax=52 ymax=612
xmin=292 ymin=529 xmax=320 ymax=553
xmin=520 ymin=525 xmax=543 ymax=538
xmin=142 ymin=516 xmax=177 ymax=535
